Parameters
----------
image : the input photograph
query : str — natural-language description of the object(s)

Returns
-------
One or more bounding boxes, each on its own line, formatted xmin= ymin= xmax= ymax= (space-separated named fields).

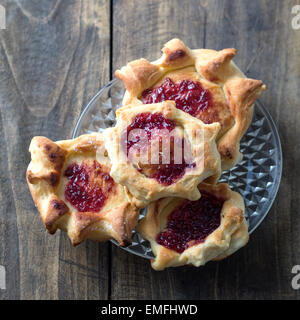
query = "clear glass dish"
xmin=73 ymin=79 xmax=282 ymax=259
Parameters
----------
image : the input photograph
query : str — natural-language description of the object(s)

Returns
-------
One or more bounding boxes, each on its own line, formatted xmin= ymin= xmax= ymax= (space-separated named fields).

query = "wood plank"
xmin=0 ymin=0 xmax=299 ymax=300
xmin=0 ymin=0 xmax=110 ymax=300
xmin=111 ymin=0 xmax=300 ymax=299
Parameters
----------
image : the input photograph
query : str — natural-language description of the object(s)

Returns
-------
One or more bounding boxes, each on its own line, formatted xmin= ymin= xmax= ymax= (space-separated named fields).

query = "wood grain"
xmin=0 ymin=0 xmax=110 ymax=300
xmin=0 ymin=0 xmax=299 ymax=300
xmin=111 ymin=0 xmax=300 ymax=300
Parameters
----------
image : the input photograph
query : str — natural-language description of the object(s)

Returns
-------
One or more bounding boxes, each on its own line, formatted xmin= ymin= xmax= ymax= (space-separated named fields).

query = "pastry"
xmin=104 ymin=100 xmax=221 ymax=208
xmin=115 ymin=38 xmax=266 ymax=169
xmin=26 ymin=133 xmax=139 ymax=246
xmin=138 ymin=182 xmax=249 ymax=270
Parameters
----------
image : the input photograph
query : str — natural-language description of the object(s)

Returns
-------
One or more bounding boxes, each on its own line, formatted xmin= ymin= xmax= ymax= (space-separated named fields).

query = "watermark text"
xmin=291 ymin=5 xmax=300 ymax=30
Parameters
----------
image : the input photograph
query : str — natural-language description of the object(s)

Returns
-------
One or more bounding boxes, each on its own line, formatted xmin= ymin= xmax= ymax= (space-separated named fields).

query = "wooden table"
xmin=0 ymin=0 xmax=299 ymax=300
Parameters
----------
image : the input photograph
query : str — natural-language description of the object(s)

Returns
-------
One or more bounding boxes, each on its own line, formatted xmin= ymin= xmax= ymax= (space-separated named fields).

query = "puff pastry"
xmin=26 ymin=133 xmax=139 ymax=246
xmin=115 ymin=38 xmax=266 ymax=169
xmin=104 ymin=100 xmax=221 ymax=208
xmin=138 ymin=182 xmax=249 ymax=270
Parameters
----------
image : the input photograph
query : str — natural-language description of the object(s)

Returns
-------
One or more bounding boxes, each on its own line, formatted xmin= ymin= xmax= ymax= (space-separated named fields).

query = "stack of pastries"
xmin=27 ymin=39 xmax=266 ymax=270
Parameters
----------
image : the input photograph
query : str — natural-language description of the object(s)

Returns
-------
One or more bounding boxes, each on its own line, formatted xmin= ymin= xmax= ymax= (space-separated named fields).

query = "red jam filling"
xmin=156 ymin=191 xmax=223 ymax=253
xmin=126 ymin=112 xmax=175 ymax=152
xmin=142 ymin=78 xmax=213 ymax=118
xmin=64 ymin=160 xmax=115 ymax=212
xmin=125 ymin=112 xmax=195 ymax=186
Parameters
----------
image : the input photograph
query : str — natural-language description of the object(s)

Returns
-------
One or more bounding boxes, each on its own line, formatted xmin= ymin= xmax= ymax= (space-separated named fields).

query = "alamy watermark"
xmin=291 ymin=5 xmax=300 ymax=30
xmin=123 ymin=128 xmax=199 ymax=167
xmin=0 ymin=265 xmax=5 ymax=290
xmin=97 ymin=127 xmax=205 ymax=176
xmin=291 ymin=265 xmax=300 ymax=290
xmin=0 ymin=5 xmax=5 ymax=30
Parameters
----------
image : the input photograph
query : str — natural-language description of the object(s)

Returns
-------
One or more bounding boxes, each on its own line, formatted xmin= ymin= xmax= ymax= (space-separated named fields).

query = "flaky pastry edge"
xmin=115 ymin=38 xmax=266 ymax=170
xmin=26 ymin=133 xmax=139 ymax=246
xmin=103 ymin=100 xmax=221 ymax=208
xmin=138 ymin=182 xmax=249 ymax=270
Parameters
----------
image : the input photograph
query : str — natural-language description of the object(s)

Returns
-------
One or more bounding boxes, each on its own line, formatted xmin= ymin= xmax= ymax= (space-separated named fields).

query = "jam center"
xmin=142 ymin=78 xmax=213 ymax=118
xmin=156 ymin=191 xmax=223 ymax=253
xmin=126 ymin=112 xmax=175 ymax=152
xmin=64 ymin=160 xmax=115 ymax=212
xmin=125 ymin=112 xmax=195 ymax=186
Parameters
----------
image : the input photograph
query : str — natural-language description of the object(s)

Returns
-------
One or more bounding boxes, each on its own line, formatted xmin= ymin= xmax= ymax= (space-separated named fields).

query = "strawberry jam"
xmin=156 ymin=191 xmax=223 ymax=253
xmin=64 ymin=160 xmax=115 ymax=212
xmin=125 ymin=112 xmax=195 ymax=186
xmin=126 ymin=112 xmax=175 ymax=152
xmin=142 ymin=78 xmax=213 ymax=118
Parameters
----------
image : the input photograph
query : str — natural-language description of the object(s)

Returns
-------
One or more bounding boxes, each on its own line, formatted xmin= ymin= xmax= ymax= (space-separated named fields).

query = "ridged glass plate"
xmin=73 ymin=79 xmax=282 ymax=259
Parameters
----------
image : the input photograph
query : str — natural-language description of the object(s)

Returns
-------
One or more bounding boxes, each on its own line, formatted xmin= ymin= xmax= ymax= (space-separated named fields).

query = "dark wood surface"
xmin=0 ymin=0 xmax=299 ymax=300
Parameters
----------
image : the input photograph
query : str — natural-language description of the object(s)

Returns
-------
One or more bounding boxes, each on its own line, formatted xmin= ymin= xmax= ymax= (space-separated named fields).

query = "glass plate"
xmin=73 ymin=79 xmax=282 ymax=259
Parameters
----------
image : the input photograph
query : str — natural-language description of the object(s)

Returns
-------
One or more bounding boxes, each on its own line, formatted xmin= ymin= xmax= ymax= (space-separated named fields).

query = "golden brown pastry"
xmin=26 ymin=132 xmax=139 ymax=246
xmin=103 ymin=100 xmax=221 ymax=208
xmin=138 ymin=182 xmax=249 ymax=270
xmin=115 ymin=38 xmax=266 ymax=169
